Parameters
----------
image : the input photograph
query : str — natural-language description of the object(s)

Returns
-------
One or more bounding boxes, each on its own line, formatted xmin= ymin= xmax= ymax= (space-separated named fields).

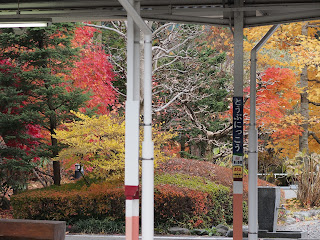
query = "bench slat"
xmin=0 ymin=219 xmax=65 ymax=240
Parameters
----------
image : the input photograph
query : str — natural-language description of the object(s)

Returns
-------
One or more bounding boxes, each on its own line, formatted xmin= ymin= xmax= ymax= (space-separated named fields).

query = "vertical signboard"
xmin=233 ymin=97 xmax=243 ymax=181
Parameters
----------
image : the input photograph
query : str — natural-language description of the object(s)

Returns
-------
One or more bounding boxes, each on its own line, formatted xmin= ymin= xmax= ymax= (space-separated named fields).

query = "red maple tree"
xmin=70 ymin=26 xmax=117 ymax=115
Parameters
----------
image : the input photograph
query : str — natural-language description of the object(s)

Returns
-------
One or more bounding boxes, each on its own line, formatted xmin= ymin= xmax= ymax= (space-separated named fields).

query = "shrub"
xmin=11 ymin=181 xmax=125 ymax=223
xmin=286 ymin=152 xmax=320 ymax=207
xmin=11 ymin=173 xmax=242 ymax=232
xmin=154 ymin=173 xmax=233 ymax=228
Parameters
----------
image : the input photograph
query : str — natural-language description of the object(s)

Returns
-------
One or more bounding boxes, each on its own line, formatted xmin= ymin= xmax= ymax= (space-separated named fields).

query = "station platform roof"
xmin=0 ymin=0 xmax=320 ymax=27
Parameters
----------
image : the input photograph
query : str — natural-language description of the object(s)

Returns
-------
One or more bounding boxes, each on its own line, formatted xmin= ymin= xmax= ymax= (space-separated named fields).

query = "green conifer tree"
xmin=0 ymin=23 xmax=89 ymax=186
xmin=0 ymin=59 xmax=40 ymax=207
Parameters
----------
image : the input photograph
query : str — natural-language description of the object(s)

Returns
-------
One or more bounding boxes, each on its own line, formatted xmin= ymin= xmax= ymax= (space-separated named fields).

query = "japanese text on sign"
xmin=232 ymin=155 xmax=243 ymax=166
xmin=233 ymin=97 xmax=243 ymax=155
xmin=233 ymin=166 xmax=243 ymax=180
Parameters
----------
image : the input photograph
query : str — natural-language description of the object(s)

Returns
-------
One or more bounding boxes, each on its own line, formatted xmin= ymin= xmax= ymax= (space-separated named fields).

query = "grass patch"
xmin=155 ymin=173 xmax=230 ymax=193
xmin=69 ymin=218 xmax=125 ymax=234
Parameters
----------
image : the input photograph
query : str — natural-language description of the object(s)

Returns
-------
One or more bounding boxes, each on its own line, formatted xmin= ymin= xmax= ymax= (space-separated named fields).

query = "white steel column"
xmin=141 ymin=33 xmax=154 ymax=240
xmin=124 ymin=1 xmax=141 ymax=240
xmin=118 ymin=1 xmax=153 ymax=240
xmin=248 ymin=24 xmax=279 ymax=240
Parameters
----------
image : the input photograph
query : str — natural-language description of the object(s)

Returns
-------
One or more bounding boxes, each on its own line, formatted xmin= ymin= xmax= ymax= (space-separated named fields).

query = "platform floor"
xmin=66 ymin=234 xmax=319 ymax=240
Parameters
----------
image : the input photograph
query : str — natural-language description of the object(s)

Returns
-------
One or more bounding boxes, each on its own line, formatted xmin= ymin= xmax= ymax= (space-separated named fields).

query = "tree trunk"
xmin=190 ymin=144 xmax=201 ymax=158
xmin=180 ymin=137 xmax=186 ymax=158
xmin=51 ymin=136 xmax=61 ymax=185
xmin=50 ymin=114 xmax=60 ymax=185
xmin=52 ymin=160 xmax=61 ymax=185
xmin=299 ymin=66 xmax=309 ymax=153
xmin=299 ymin=24 xmax=309 ymax=154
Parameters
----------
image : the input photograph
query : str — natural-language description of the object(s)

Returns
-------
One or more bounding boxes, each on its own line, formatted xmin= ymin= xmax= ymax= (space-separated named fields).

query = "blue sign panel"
xmin=233 ymin=97 xmax=243 ymax=155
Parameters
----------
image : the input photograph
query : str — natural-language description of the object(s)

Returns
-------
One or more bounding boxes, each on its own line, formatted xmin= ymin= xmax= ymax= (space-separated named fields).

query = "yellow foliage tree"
xmin=245 ymin=21 xmax=320 ymax=156
xmin=54 ymin=111 xmax=176 ymax=179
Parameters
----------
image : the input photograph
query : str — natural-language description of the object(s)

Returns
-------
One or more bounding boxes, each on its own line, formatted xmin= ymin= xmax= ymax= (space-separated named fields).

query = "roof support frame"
xmin=1 ymin=2 xmax=320 ymax=240
xmin=1 ymin=1 xmax=320 ymax=26
xmin=119 ymin=1 xmax=154 ymax=240
xmin=245 ymin=9 xmax=320 ymax=27
xmin=248 ymin=25 xmax=280 ymax=240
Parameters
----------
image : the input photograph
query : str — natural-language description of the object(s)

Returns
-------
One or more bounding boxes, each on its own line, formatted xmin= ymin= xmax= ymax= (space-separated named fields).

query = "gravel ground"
xmin=277 ymin=219 xmax=320 ymax=239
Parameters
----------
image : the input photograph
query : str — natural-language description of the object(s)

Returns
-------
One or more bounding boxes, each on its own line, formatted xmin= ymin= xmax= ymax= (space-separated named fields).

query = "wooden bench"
xmin=0 ymin=219 xmax=66 ymax=240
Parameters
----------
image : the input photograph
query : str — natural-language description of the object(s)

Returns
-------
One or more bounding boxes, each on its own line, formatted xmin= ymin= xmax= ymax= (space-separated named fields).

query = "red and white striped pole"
xmin=120 ymin=1 xmax=153 ymax=240
xmin=125 ymin=186 xmax=140 ymax=240
xmin=233 ymin=4 xmax=244 ymax=240
xmin=124 ymin=1 xmax=141 ymax=240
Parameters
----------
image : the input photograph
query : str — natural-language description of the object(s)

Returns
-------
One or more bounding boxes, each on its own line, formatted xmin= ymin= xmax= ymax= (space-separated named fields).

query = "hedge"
xmin=11 ymin=182 xmax=125 ymax=223
xmin=154 ymin=173 xmax=234 ymax=227
xmin=11 ymin=175 xmax=242 ymax=230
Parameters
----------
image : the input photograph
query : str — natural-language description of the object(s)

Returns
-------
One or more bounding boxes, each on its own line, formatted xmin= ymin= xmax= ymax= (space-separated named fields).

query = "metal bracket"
xmin=140 ymin=123 xmax=152 ymax=126
xmin=140 ymin=157 xmax=154 ymax=161
xmin=118 ymin=0 xmax=152 ymax=35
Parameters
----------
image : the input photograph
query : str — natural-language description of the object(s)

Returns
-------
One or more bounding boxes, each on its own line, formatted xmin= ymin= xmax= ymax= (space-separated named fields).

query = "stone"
xmin=226 ymin=229 xmax=233 ymax=237
xmin=226 ymin=226 xmax=248 ymax=237
xmin=168 ymin=227 xmax=190 ymax=235
xmin=190 ymin=229 xmax=208 ymax=235
xmin=293 ymin=212 xmax=306 ymax=221
xmin=294 ymin=211 xmax=309 ymax=218
xmin=285 ymin=217 xmax=296 ymax=225
xmin=242 ymin=225 xmax=249 ymax=236
xmin=308 ymin=209 xmax=318 ymax=217
xmin=216 ymin=224 xmax=229 ymax=236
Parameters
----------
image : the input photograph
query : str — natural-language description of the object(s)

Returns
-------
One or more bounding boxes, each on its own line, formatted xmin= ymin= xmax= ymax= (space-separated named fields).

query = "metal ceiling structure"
xmin=1 ymin=1 xmax=320 ymax=240
xmin=0 ymin=0 xmax=320 ymax=27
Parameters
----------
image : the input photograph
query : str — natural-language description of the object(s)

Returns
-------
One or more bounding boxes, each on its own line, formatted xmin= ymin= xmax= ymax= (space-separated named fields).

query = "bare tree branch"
xmin=110 ymin=83 xmax=126 ymax=97
xmin=152 ymin=23 xmax=175 ymax=35
xmin=32 ymin=168 xmax=46 ymax=187
xmin=308 ymin=79 xmax=320 ymax=84
xmin=154 ymin=91 xmax=186 ymax=112
xmin=35 ymin=168 xmax=54 ymax=178
xmin=309 ymin=100 xmax=320 ymax=106
xmin=183 ymin=102 xmax=232 ymax=140
xmin=309 ymin=131 xmax=320 ymax=144
xmin=84 ymin=23 xmax=126 ymax=38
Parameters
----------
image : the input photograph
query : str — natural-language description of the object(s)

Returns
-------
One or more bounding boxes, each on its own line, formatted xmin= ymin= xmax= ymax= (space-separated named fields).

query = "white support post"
xmin=248 ymin=24 xmax=279 ymax=240
xmin=141 ymin=33 xmax=154 ymax=240
xmin=124 ymin=1 xmax=141 ymax=240
xmin=118 ymin=1 xmax=153 ymax=240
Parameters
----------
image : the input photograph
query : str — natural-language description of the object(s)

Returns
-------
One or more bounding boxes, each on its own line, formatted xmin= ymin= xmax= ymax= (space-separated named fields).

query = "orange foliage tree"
xmin=244 ymin=21 xmax=320 ymax=156
xmin=248 ymin=68 xmax=301 ymax=173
